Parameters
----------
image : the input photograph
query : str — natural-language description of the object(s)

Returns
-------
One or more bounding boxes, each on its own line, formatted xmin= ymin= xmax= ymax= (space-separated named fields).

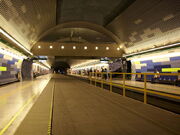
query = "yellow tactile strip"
xmin=14 ymin=79 xmax=54 ymax=135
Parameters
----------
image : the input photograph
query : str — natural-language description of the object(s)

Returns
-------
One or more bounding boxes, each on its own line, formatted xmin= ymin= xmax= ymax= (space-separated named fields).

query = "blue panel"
xmin=147 ymin=69 xmax=155 ymax=72
xmin=154 ymin=65 xmax=171 ymax=73
xmin=7 ymin=61 xmax=15 ymax=64
xmin=171 ymin=63 xmax=180 ymax=68
xmin=136 ymin=69 xmax=141 ymax=73
xmin=159 ymin=75 xmax=177 ymax=81
xmin=146 ymin=65 xmax=154 ymax=69
xmin=0 ymin=54 xmax=20 ymax=84
xmin=170 ymin=56 xmax=180 ymax=61
xmin=141 ymin=66 xmax=147 ymax=72
xmin=0 ymin=54 xmax=4 ymax=58
xmin=153 ymin=62 xmax=161 ymax=66
xmin=141 ymin=60 xmax=153 ymax=64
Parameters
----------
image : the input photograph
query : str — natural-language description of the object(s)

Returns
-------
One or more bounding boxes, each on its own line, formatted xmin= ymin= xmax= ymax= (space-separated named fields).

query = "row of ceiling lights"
xmin=38 ymin=45 xmax=122 ymax=51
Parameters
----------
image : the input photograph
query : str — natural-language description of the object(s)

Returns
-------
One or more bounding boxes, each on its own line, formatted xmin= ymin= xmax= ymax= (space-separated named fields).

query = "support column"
xmin=21 ymin=59 xmax=33 ymax=80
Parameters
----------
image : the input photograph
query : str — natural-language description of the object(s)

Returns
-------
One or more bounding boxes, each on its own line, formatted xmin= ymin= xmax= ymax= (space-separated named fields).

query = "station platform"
xmin=1 ymin=74 xmax=178 ymax=135
xmin=0 ymin=74 xmax=52 ymax=135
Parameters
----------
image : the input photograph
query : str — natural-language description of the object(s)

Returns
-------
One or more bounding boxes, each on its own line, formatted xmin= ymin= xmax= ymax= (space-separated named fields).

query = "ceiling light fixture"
xmin=95 ymin=46 xmax=98 ymax=50
xmin=73 ymin=46 xmax=76 ymax=49
xmin=0 ymin=28 xmax=33 ymax=55
xmin=84 ymin=46 xmax=87 ymax=50
xmin=119 ymin=45 xmax=123 ymax=49
xmin=106 ymin=47 xmax=109 ymax=50
xmin=38 ymin=45 xmax=41 ymax=48
xmin=61 ymin=46 xmax=64 ymax=49
xmin=117 ymin=48 xmax=120 ymax=51
xmin=50 ymin=46 xmax=53 ymax=49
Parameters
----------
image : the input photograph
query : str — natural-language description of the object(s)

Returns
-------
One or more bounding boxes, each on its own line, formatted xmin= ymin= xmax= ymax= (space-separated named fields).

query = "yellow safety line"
xmin=0 ymin=94 xmax=37 ymax=135
xmin=146 ymin=90 xmax=180 ymax=99
xmin=112 ymin=83 xmax=123 ymax=87
xmin=47 ymin=80 xmax=55 ymax=135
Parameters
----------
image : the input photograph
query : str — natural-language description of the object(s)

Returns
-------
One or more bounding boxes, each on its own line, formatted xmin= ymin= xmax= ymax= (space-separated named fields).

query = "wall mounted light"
xmin=95 ymin=46 xmax=98 ymax=50
xmin=117 ymin=48 xmax=120 ymax=51
xmin=0 ymin=48 xmax=25 ymax=60
xmin=106 ymin=47 xmax=109 ymax=50
xmin=124 ymin=42 xmax=180 ymax=57
xmin=0 ymin=28 xmax=33 ymax=55
xmin=84 ymin=46 xmax=87 ymax=50
xmin=49 ymin=46 xmax=53 ymax=49
xmin=131 ymin=52 xmax=180 ymax=62
xmin=38 ymin=45 xmax=41 ymax=48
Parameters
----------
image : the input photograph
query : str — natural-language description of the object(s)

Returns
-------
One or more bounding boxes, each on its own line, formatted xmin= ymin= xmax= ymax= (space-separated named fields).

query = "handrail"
xmin=86 ymin=72 xmax=180 ymax=103
xmin=89 ymin=72 xmax=180 ymax=76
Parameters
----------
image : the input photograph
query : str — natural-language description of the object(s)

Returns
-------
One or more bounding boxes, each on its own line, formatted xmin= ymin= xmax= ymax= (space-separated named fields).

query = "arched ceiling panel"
xmin=106 ymin=0 xmax=180 ymax=54
xmin=0 ymin=0 xmax=56 ymax=49
xmin=39 ymin=28 xmax=116 ymax=44
xmin=56 ymin=0 xmax=134 ymax=25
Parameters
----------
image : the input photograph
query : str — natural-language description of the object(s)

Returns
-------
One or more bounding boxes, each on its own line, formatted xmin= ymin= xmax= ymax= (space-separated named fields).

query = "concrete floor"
xmin=5 ymin=74 xmax=180 ymax=135
xmin=52 ymin=75 xmax=180 ymax=135
xmin=0 ymin=74 xmax=51 ymax=135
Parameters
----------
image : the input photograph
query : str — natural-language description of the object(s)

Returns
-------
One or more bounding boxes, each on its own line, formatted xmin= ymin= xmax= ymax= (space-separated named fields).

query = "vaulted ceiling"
xmin=0 ymin=0 xmax=179 ymax=68
xmin=0 ymin=0 xmax=134 ymax=54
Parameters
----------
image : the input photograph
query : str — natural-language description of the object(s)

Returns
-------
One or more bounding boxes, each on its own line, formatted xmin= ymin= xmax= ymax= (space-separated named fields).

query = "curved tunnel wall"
xmin=107 ymin=0 xmax=180 ymax=53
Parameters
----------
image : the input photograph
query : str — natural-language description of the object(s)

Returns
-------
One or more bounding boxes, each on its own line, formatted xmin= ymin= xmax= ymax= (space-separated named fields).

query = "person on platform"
xmin=151 ymin=69 xmax=160 ymax=83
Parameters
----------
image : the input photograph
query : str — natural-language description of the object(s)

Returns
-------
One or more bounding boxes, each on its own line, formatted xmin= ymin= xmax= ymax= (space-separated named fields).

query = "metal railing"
xmin=86 ymin=72 xmax=180 ymax=104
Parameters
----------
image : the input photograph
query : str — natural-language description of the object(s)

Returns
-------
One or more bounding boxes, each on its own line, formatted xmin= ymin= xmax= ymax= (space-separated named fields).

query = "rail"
xmin=77 ymin=72 xmax=180 ymax=104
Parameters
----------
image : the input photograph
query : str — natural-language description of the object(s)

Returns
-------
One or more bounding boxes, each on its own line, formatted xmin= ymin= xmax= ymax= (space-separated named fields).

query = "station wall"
xmin=107 ymin=0 xmax=180 ymax=53
xmin=129 ymin=47 xmax=180 ymax=81
xmin=0 ymin=51 xmax=22 ymax=84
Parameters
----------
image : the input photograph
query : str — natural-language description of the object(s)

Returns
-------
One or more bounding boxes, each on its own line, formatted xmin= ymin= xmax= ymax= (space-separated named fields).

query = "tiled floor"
xmin=0 ymin=74 xmax=51 ymax=135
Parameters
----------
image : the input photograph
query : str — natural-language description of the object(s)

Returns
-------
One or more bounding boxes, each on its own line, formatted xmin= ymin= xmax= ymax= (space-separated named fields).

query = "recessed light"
xmin=50 ymin=46 xmax=53 ymax=49
xmin=38 ymin=46 xmax=41 ymax=48
xmin=106 ymin=47 xmax=109 ymax=50
xmin=84 ymin=46 xmax=87 ymax=50
xmin=61 ymin=46 xmax=64 ymax=49
xmin=95 ymin=46 xmax=98 ymax=50
xmin=117 ymin=48 xmax=120 ymax=51
xmin=73 ymin=46 xmax=76 ymax=49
